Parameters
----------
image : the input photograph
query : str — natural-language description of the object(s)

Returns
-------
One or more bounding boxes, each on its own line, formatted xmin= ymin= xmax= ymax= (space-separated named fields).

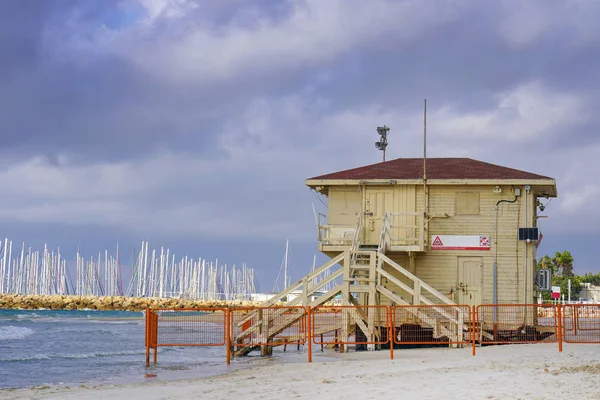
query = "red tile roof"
xmin=307 ymin=158 xmax=553 ymax=181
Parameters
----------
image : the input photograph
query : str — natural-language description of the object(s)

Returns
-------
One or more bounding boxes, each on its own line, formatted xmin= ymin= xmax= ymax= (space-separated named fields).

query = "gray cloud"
xmin=1 ymin=0 xmax=600 ymax=286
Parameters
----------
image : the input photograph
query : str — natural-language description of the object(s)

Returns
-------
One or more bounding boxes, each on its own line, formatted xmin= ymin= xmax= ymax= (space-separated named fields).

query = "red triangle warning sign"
xmin=432 ymin=236 xmax=443 ymax=246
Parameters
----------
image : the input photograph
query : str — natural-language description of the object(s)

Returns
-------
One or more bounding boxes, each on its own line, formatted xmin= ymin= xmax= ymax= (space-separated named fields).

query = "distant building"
xmin=250 ymin=291 xmax=326 ymax=303
xmin=249 ymin=293 xmax=276 ymax=302
xmin=579 ymin=283 xmax=600 ymax=303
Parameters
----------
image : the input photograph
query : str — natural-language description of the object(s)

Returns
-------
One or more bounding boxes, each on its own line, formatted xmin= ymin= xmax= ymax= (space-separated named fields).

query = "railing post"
xmin=557 ymin=304 xmax=563 ymax=353
xmin=389 ymin=306 xmax=394 ymax=360
xmin=420 ymin=213 xmax=425 ymax=250
xmin=413 ymin=280 xmax=421 ymax=305
xmin=307 ymin=306 xmax=312 ymax=363
xmin=226 ymin=308 xmax=231 ymax=365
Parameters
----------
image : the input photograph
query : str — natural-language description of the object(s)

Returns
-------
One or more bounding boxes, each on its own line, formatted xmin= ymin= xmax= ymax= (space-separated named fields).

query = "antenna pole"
xmin=424 ymin=99 xmax=427 ymax=180
xmin=284 ymin=239 xmax=289 ymax=289
xmin=423 ymin=99 xmax=429 ymax=244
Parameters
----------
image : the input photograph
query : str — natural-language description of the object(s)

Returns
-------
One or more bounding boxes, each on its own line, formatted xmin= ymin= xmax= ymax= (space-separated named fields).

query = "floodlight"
xmin=375 ymin=125 xmax=389 ymax=161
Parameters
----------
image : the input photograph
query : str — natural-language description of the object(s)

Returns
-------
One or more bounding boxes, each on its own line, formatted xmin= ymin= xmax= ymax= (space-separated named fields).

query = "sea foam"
xmin=0 ymin=326 xmax=34 ymax=340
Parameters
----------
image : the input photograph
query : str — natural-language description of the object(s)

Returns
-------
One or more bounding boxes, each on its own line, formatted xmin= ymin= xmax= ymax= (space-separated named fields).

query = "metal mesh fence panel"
xmin=155 ymin=308 xmax=227 ymax=346
xmin=311 ymin=306 xmax=389 ymax=346
xmin=563 ymin=304 xmax=600 ymax=343
xmin=392 ymin=305 xmax=471 ymax=345
xmin=476 ymin=304 xmax=557 ymax=344
xmin=231 ymin=306 xmax=306 ymax=348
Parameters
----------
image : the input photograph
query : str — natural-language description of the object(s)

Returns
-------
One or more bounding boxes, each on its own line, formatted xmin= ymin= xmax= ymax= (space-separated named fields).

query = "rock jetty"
xmin=0 ymin=294 xmax=262 ymax=312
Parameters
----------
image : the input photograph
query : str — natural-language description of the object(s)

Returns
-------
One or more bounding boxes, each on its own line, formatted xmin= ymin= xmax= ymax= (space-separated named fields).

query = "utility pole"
xmin=423 ymin=99 xmax=427 ymax=180
xmin=375 ymin=125 xmax=390 ymax=162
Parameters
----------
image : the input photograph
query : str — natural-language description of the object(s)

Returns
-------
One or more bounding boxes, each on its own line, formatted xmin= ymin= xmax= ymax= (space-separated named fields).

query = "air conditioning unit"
xmin=518 ymin=227 xmax=539 ymax=241
xmin=536 ymin=269 xmax=552 ymax=292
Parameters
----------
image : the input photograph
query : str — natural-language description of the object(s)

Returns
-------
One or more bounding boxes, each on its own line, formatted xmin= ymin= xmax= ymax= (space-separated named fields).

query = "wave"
xmin=56 ymin=328 xmax=121 ymax=336
xmin=0 ymin=349 xmax=147 ymax=363
xmin=0 ymin=309 xmax=142 ymax=320
xmin=86 ymin=320 xmax=141 ymax=325
xmin=0 ymin=326 xmax=34 ymax=340
xmin=17 ymin=313 xmax=40 ymax=319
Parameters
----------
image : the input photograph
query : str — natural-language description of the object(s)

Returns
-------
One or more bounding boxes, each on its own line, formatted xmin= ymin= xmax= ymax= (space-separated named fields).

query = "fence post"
xmin=557 ymin=304 xmax=563 ymax=353
xmin=145 ymin=308 xmax=150 ymax=367
xmin=573 ymin=305 xmax=578 ymax=336
xmin=153 ymin=311 xmax=158 ymax=364
xmin=471 ymin=306 xmax=476 ymax=356
xmin=307 ymin=306 xmax=312 ymax=363
xmin=389 ymin=306 xmax=394 ymax=360
xmin=226 ymin=308 xmax=231 ymax=365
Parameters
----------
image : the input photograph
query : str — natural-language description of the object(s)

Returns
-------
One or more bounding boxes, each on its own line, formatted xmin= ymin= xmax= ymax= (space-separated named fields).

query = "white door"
xmin=365 ymin=189 xmax=393 ymax=244
xmin=456 ymin=257 xmax=483 ymax=307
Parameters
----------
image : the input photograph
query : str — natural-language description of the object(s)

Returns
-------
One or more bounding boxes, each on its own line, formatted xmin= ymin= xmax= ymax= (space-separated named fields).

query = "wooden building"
xmin=305 ymin=157 xmax=557 ymax=308
xmin=234 ymin=158 xmax=557 ymax=353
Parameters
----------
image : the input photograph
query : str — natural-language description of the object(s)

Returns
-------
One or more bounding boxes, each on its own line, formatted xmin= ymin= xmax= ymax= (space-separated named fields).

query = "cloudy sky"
xmin=1 ymin=0 xmax=599 ymax=289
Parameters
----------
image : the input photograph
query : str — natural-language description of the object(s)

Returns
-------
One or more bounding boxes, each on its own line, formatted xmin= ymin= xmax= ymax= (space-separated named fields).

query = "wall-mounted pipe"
xmin=494 ymin=193 xmax=519 ymax=314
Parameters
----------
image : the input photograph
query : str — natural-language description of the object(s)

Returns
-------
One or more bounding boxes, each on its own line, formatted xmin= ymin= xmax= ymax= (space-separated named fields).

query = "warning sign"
xmin=431 ymin=235 xmax=491 ymax=250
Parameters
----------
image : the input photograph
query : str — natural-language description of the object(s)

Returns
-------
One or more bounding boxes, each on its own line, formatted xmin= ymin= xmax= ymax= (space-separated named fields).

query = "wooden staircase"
xmin=232 ymin=213 xmax=467 ymax=355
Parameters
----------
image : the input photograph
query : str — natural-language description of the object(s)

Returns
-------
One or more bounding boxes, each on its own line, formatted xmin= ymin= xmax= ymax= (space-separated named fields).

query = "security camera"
xmin=539 ymin=204 xmax=545 ymax=212
xmin=377 ymin=126 xmax=390 ymax=136
xmin=375 ymin=141 xmax=387 ymax=150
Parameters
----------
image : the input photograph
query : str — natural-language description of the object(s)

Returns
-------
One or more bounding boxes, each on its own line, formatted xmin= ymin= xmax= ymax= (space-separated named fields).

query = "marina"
xmin=0 ymin=239 xmax=258 ymax=301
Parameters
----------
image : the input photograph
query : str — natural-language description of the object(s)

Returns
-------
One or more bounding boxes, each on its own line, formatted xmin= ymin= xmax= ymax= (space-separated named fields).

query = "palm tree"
xmin=552 ymin=251 xmax=574 ymax=276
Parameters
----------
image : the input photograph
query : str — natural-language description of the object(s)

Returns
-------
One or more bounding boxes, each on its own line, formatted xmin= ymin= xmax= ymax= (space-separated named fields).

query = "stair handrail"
xmin=378 ymin=213 xmax=391 ymax=253
xmin=349 ymin=213 xmax=362 ymax=264
xmin=263 ymin=252 xmax=345 ymax=306
xmin=377 ymin=252 xmax=455 ymax=306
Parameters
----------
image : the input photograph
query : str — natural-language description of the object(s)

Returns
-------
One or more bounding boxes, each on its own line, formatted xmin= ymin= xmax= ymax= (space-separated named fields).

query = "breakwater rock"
xmin=0 ymin=294 xmax=263 ymax=312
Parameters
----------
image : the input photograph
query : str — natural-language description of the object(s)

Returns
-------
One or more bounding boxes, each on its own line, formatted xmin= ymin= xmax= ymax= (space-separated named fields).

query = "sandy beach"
xmin=2 ymin=343 xmax=599 ymax=400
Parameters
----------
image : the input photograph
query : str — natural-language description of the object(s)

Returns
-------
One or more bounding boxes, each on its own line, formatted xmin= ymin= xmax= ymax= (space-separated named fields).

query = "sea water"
xmin=0 ymin=309 xmax=272 ymax=389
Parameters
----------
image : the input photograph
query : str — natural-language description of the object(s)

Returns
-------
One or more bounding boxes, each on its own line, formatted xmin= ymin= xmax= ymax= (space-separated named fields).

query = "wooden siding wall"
xmin=384 ymin=185 xmax=538 ymax=305
xmin=328 ymin=187 xmax=362 ymax=225
xmin=325 ymin=184 xmax=539 ymax=305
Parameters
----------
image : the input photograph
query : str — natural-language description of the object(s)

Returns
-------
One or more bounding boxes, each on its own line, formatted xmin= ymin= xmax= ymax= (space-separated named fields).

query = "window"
xmin=456 ymin=192 xmax=480 ymax=215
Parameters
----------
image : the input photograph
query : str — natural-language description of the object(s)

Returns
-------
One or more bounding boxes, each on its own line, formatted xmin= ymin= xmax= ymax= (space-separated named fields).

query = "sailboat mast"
xmin=284 ymin=239 xmax=289 ymax=289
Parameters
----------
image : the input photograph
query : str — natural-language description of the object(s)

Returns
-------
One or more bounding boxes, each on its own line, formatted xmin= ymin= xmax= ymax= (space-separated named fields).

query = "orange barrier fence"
xmin=144 ymin=304 xmax=600 ymax=367
xmin=145 ymin=308 xmax=230 ymax=366
xmin=476 ymin=304 xmax=558 ymax=345
xmin=562 ymin=304 xmax=600 ymax=344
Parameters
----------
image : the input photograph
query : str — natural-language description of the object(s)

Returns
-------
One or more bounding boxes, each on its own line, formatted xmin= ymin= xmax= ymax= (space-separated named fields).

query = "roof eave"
xmin=306 ymin=178 xmax=558 ymax=196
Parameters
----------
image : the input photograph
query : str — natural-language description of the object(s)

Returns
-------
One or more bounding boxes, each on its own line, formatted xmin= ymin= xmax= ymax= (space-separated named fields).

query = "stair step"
xmin=348 ymin=284 xmax=373 ymax=292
